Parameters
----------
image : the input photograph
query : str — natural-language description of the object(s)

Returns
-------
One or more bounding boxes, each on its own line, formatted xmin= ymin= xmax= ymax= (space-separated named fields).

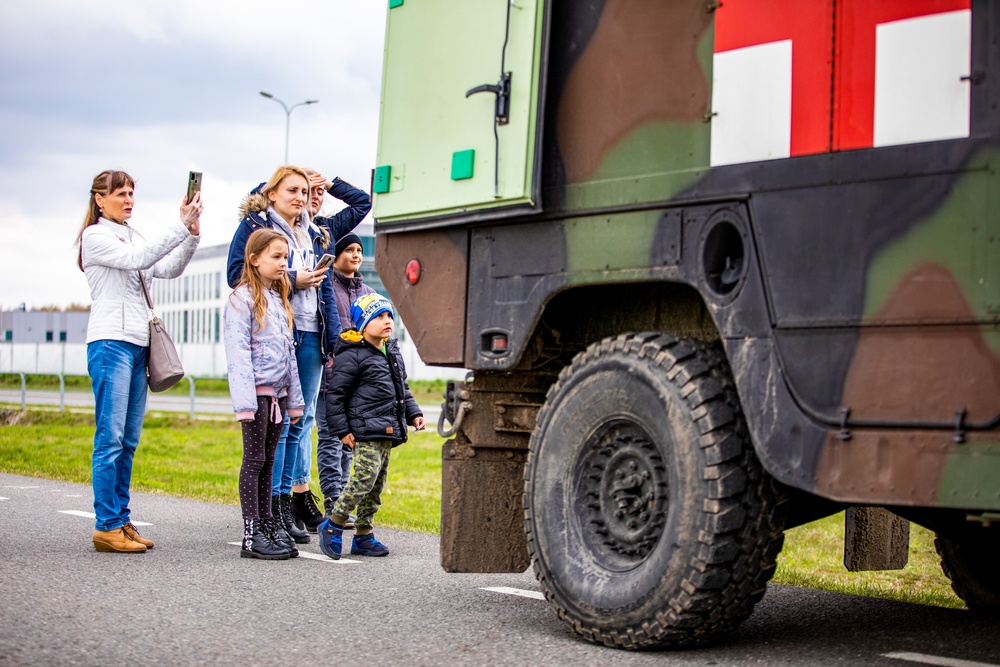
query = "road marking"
xmin=65 ymin=494 xmax=82 ymax=498
xmin=58 ymin=510 xmax=152 ymax=526
xmin=0 ymin=497 xmax=8 ymax=501
xmin=226 ymin=542 xmax=360 ymax=563
xmin=481 ymin=586 xmax=545 ymax=600
xmin=884 ymin=652 xmax=999 ymax=667
xmin=3 ymin=485 xmax=39 ymax=489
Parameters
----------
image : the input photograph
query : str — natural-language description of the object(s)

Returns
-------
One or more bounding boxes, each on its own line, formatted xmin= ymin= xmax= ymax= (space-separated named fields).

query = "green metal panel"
xmin=373 ymin=165 xmax=391 ymax=194
xmin=451 ymin=149 xmax=475 ymax=180
xmin=374 ymin=0 xmax=545 ymax=223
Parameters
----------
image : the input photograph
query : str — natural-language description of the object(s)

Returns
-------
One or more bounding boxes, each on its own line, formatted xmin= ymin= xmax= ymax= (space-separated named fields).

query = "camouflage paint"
xmin=374 ymin=0 xmax=1000 ymax=512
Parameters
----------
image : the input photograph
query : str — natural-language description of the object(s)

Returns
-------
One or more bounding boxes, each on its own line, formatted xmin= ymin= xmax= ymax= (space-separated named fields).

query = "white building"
xmin=1 ymin=226 xmax=465 ymax=382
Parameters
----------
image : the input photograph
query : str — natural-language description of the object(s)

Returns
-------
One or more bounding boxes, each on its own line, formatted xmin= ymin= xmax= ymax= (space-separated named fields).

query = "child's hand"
xmin=342 ymin=433 xmax=355 ymax=449
xmin=413 ymin=417 xmax=426 ymax=431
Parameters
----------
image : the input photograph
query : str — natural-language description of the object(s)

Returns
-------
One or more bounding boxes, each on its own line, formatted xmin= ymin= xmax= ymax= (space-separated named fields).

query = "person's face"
xmin=251 ymin=238 xmax=289 ymax=288
xmin=333 ymin=242 xmax=363 ymax=276
xmin=307 ymin=185 xmax=324 ymax=218
xmin=268 ymin=175 xmax=308 ymax=224
xmin=94 ymin=185 xmax=134 ymax=223
xmin=363 ymin=310 xmax=394 ymax=344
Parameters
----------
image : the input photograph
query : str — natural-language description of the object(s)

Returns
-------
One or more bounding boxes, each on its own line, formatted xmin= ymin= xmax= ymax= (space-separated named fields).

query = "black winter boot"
xmin=260 ymin=514 xmax=297 ymax=558
xmin=292 ymin=490 xmax=325 ymax=533
xmin=278 ymin=494 xmax=310 ymax=544
xmin=240 ymin=519 xmax=290 ymax=560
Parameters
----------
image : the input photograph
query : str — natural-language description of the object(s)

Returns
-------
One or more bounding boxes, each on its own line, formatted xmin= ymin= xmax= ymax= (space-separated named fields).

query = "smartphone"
xmin=186 ymin=171 xmax=202 ymax=203
xmin=314 ymin=253 xmax=335 ymax=271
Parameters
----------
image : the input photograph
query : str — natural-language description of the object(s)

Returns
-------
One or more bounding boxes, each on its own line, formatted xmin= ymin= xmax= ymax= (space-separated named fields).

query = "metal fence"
xmin=0 ymin=341 xmax=466 ymax=381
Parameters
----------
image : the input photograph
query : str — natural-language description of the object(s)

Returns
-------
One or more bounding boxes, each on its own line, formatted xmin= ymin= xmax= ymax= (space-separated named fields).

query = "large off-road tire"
xmin=524 ymin=333 xmax=785 ymax=649
xmin=935 ymin=525 xmax=1000 ymax=613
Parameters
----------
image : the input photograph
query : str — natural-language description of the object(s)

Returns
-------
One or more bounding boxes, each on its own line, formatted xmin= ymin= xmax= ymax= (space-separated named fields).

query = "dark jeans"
xmin=316 ymin=389 xmax=353 ymax=501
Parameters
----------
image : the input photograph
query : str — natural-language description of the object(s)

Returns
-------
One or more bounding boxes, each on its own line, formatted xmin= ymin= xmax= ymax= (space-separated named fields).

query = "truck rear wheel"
xmin=524 ymin=333 xmax=785 ymax=649
xmin=935 ymin=525 xmax=1000 ymax=613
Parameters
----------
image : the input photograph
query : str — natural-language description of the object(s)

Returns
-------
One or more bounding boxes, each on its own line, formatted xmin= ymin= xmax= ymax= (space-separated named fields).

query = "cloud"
xmin=0 ymin=0 xmax=387 ymax=309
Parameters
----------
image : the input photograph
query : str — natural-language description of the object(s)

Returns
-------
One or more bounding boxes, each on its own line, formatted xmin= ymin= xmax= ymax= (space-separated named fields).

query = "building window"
xmin=45 ymin=331 xmax=53 ymax=342
xmin=183 ymin=310 xmax=189 ymax=343
xmin=59 ymin=331 xmax=67 ymax=342
xmin=4 ymin=330 xmax=11 ymax=341
xmin=214 ymin=308 xmax=220 ymax=343
xmin=215 ymin=272 xmax=221 ymax=299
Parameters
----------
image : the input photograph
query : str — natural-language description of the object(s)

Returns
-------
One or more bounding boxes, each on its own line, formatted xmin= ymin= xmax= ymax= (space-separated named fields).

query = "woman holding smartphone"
xmin=226 ymin=165 xmax=370 ymax=541
xmin=76 ymin=169 xmax=201 ymax=553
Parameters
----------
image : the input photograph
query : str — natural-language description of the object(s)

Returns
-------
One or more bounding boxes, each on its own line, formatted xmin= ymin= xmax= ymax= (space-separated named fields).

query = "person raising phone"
xmin=76 ymin=169 xmax=201 ymax=553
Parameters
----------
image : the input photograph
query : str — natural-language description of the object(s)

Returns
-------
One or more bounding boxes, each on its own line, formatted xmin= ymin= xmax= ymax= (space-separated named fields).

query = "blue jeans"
xmin=269 ymin=414 xmax=292 ymax=495
xmin=88 ymin=340 xmax=148 ymax=532
xmin=271 ymin=330 xmax=323 ymax=493
xmin=316 ymin=388 xmax=353 ymax=501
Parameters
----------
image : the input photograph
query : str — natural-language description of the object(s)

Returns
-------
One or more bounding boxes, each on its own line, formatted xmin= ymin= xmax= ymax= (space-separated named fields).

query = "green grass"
xmin=0 ymin=408 xmax=963 ymax=609
xmin=0 ymin=373 xmax=446 ymax=402
xmin=0 ymin=408 xmax=443 ymax=532
xmin=774 ymin=512 xmax=963 ymax=609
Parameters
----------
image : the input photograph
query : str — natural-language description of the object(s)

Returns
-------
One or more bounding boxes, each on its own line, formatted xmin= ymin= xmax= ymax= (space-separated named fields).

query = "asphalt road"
xmin=1 ymin=472 xmax=998 ymax=666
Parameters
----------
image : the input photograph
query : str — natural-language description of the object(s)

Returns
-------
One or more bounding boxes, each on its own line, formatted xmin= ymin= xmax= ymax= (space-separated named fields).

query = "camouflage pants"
xmin=331 ymin=439 xmax=392 ymax=532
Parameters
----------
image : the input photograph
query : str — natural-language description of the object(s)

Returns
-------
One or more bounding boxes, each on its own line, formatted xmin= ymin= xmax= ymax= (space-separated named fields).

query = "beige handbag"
xmin=139 ymin=271 xmax=184 ymax=392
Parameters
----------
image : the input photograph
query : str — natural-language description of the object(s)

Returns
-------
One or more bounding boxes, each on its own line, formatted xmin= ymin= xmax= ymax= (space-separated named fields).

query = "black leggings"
xmin=238 ymin=395 xmax=286 ymax=520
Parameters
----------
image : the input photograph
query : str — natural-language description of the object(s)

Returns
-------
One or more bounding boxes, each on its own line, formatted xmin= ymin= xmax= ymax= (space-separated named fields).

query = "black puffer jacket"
xmin=325 ymin=330 xmax=422 ymax=446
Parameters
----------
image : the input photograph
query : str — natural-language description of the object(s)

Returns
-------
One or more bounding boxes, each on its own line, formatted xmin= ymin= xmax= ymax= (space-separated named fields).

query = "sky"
xmin=0 ymin=0 xmax=388 ymax=310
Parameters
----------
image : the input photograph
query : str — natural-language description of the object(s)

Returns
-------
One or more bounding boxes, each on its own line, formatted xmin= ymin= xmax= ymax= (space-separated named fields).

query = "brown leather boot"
xmin=122 ymin=523 xmax=154 ymax=549
xmin=93 ymin=527 xmax=147 ymax=553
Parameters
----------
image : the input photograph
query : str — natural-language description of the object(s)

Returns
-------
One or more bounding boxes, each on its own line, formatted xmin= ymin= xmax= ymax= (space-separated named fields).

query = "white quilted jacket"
xmin=82 ymin=217 xmax=200 ymax=346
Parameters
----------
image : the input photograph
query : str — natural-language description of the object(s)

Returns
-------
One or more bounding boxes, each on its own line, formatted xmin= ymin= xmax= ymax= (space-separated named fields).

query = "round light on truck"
xmin=405 ymin=258 xmax=421 ymax=285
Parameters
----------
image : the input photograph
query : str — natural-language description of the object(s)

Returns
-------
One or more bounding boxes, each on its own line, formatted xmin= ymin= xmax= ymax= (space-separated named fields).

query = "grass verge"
xmin=0 ymin=374 xmax=447 ymax=404
xmin=0 ymin=409 xmax=962 ymax=609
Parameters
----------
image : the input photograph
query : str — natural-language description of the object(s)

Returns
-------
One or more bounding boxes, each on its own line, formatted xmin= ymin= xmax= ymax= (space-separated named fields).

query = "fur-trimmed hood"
xmin=238 ymin=190 xmax=269 ymax=220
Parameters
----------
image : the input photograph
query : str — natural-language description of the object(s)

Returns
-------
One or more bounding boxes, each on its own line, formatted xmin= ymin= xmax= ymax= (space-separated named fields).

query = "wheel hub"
xmin=575 ymin=421 xmax=668 ymax=569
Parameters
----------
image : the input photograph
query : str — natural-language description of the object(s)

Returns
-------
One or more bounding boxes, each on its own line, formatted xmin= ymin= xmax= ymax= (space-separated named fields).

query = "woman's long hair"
xmin=76 ymin=170 xmax=135 ymax=271
xmin=235 ymin=229 xmax=294 ymax=333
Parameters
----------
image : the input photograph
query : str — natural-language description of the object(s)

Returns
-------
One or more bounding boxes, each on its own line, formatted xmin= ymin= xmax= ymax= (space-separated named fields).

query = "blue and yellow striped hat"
xmin=350 ymin=293 xmax=394 ymax=333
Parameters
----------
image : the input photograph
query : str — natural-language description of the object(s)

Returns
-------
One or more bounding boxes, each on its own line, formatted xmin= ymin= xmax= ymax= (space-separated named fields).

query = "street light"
xmin=259 ymin=91 xmax=319 ymax=164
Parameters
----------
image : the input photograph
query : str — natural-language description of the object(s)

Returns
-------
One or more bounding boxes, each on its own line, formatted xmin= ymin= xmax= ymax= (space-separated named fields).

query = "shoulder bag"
xmin=139 ymin=271 xmax=185 ymax=392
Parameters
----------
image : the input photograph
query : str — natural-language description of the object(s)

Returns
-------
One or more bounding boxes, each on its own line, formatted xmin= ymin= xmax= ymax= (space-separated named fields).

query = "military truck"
xmin=371 ymin=0 xmax=1000 ymax=649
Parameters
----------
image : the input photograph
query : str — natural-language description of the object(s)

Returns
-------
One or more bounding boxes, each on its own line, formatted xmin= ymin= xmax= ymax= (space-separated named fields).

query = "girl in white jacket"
xmin=223 ymin=229 xmax=304 ymax=560
xmin=76 ymin=169 xmax=201 ymax=553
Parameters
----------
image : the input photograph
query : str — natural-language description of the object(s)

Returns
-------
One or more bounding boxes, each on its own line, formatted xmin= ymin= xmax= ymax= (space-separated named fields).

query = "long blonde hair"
xmin=235 ymin=229 xmax=294 ymax=333
xmin=76 ymin=170 xmax=135 ymax=271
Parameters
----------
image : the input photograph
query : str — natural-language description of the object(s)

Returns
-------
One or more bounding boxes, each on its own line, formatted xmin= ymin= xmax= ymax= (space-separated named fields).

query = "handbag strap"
xmin=137 ymin=270 xmax=156 ymax=316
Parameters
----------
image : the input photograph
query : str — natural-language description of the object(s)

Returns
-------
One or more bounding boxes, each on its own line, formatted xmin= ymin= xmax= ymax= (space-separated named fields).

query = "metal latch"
xmin=466 ymin=72 xmax=511 ymax=125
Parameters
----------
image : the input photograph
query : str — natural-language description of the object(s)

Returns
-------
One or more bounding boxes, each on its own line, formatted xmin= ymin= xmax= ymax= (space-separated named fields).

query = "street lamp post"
xmin=259 ymin=91 xmax=319 ymax=164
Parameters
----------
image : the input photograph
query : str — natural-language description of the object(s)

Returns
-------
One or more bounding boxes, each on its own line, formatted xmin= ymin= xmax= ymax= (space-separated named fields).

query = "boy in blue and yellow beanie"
xmin=317 ymin=294 xmax=425 ymax=559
